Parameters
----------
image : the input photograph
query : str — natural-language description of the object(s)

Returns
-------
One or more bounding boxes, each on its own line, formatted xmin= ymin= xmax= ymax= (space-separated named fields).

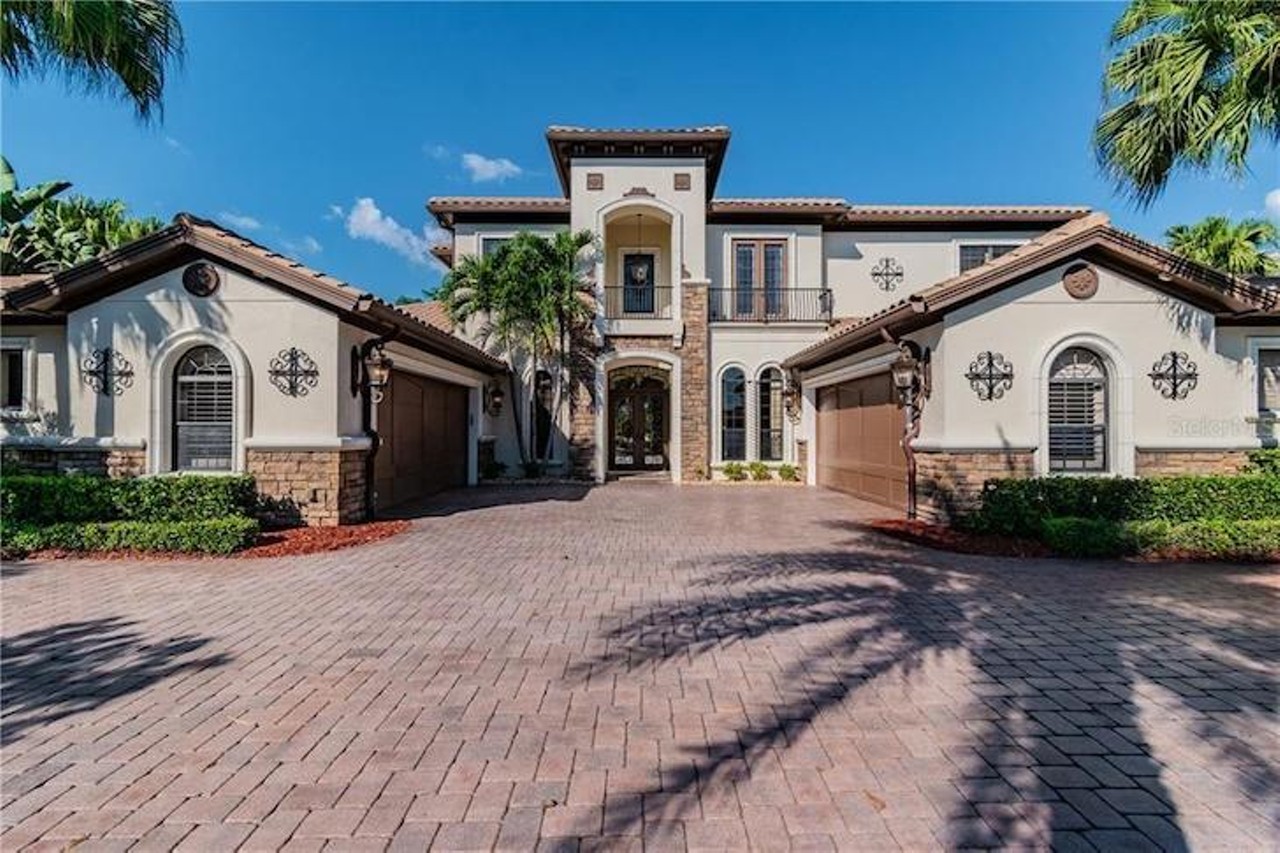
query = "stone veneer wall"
xmin=915 ymin=449 xmax=1036 ymax=524
xmin=796 ymin=439 xmax=809 ymax=485
xmin=246 ymin=449 xmax=368 ymax=527
xmin=679 ymin=280 xmax=710 ymax=481
xmin=1134 ymin=450 xmax=1250 ymax=476
xmin=2 ymin=446 xmax=145 ymax=478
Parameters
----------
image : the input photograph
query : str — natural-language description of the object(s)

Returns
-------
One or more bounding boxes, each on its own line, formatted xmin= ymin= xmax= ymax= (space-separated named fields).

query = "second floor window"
xmin=959 ymin=244 xmax=1018 ymax=273
xmin=480 ymin=237 xmax=510 ymax=258
xmin=733 ymin=239 xmax=787 ymax=317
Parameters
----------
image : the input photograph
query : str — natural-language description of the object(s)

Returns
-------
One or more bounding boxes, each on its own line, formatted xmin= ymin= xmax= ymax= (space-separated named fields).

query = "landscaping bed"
xmin=952 ymin=450 xmax=1280 ymax=562
xmin=1 ymin=472 xmax=406 ymax=560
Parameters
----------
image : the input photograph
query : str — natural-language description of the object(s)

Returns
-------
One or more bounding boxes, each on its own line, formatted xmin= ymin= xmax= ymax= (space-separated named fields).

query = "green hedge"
xmin=1 ymin=474 xmax=258 ymax=526
xmin=973 ymin=475 xmax=1280 ymax=536
xmin=5 ymin=517 xmax=260 ymax=556
xmin=1038 ymin=517 xmax=1280 ymax=561
xmin=1246 ymin=449 xmax=1280 ymax=477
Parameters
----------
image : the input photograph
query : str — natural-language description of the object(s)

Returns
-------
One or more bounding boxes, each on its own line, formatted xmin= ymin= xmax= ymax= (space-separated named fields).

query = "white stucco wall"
xmin=824 ymin=230 xmax=1044 ymax=319
xmin=1 ymin=324 xmax=70 ymax=437
xmin=65 ymin=263 xmax=342 ymax=471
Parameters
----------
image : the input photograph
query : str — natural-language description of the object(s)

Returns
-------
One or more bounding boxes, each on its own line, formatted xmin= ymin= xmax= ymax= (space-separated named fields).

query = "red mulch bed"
xmin=864 ymin=518 xmax=1051 ymax=558
xmin=237 ymin=520 xmax=410 ymax=558
xmin=22 ymin=520 xmax=410 ymax=562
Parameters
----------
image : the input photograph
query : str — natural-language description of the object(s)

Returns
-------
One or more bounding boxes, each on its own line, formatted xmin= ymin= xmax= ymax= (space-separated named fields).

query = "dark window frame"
xmin=757 ymin=367 xmax=784 ymax=462
xmin=1047 ymin=347 xmax=1109 ymax=473
xmin=732 ymin=238 xmax=788 ymax=317
xmin=720 ymin=367 xmax=747 ymax=462
xmin=173 ymin=345 xmax=235 ymax=472
xmin=959 ymin=243 xmax=1019 ymax=273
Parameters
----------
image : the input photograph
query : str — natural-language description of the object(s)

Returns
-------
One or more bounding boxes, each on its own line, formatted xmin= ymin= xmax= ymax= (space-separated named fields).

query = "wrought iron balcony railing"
xmin=709 ymin=287 xmax=832 ymax=323
xmin=603 ymin=286 xmax=674 ymax=319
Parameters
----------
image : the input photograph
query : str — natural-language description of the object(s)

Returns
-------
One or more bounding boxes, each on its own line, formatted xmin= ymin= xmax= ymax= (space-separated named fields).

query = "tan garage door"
xmin=816 ymin=373 xmax=908 ymax=511
xmin=374 ymin=370 xmax=469 ymax=509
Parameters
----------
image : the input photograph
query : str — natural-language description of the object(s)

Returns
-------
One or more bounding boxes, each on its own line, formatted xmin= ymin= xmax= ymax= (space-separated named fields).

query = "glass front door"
xmin=609 ymin=369 xmax=669 ymax=471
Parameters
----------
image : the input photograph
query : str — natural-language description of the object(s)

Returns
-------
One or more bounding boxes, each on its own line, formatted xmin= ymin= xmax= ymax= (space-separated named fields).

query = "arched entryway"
xmin=608 ymin=365 xmax=671 ymax=472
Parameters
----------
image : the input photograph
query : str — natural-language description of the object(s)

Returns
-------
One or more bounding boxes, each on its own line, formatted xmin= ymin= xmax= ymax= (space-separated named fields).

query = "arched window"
xmin=174 ymin=345 xmax=234 ymax=471
xmin=758 ymin=367 xmax=784 ymax=461
xmin=721 ymin=367 xmax=746 ymax=461
xmin=1048 ymin=347 xmax=1108 ymax=472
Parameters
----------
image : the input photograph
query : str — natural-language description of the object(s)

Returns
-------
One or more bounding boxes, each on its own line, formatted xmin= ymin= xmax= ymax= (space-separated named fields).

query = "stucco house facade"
xmin=427 ymin=126 xmax=1279 ymax=519
xmin=0 ymin=216 xmax=505 ymax=525
xmin=2 ymin=125 xmax=1277 ymax=524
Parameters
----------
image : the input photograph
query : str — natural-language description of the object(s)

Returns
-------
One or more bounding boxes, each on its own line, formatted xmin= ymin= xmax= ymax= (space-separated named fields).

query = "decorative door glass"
xmin=623 ymin=253 xmax=655 ymax=314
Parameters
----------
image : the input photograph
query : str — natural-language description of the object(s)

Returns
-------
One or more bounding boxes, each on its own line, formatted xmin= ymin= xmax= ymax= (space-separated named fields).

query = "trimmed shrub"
xmin=1039 ymin=517 xmax=1134 ymax=559
xmin=777 ymin=464 xmax=800 ymax=482
xmin=722 ymin=462 xmax=747 ymax=482
xmin=1246 ymin=449 xmax=1280 ymax=477
xmin=973 ymin=475 xmax=1280 ymax=536
xmin=6 ymin=517 xmax=260 ymax=556
xmin=1 ymin=474 xmax=258 ymax=526
xmin=748 ymin=461 xmax=772 ymax=481
xmin=1126 ymin=519 xmax=1280 ymax=561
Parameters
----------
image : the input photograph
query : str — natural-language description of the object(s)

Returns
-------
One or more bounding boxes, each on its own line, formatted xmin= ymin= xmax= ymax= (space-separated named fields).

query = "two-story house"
xmin=426 ymin=126 xmax=1278 ymax=519
xmin=3 ymin=124 xmax=1276 ymax=523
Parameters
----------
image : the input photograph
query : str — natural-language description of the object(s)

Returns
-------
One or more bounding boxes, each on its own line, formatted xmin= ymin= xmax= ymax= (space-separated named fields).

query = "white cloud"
xmin=324 ymin=204 xmax=345 ymax=221
xmin=461 ymin=152 xmax=523 ymax=183
xmin=163 ymin=135 xmax=191 ymax=155
xmin=1266 ymin=188 xmax=1280 ymax=222
xmin=425 ymin=144 xmax=451 ymax=161
xmin=219 ymin=211 xmax=262 ymax=231
xmin=344 ymin=197 xmax=446 ymax=266
xmin=283 ymin=235 xmax=323 ymax=256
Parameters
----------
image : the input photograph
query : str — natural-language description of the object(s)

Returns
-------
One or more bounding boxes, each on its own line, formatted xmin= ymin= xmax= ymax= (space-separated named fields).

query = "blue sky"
xmin=4 ymin=2 xmax=1277 ymax=302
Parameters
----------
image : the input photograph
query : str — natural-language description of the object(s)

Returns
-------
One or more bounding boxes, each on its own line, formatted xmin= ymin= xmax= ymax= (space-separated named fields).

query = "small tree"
xmin=0 ymin=156 xmax=70 ymax=274
xmin=1166 ymin=216 xmax=1279 ymax=276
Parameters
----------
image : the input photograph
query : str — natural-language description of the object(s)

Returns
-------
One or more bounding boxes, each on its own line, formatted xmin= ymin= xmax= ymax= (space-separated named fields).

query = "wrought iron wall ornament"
xmin=965 ymin=351 xmax=1015 ymax=401
xmin=268 ymin=347 xmax=320 ymax=397
xmin=81 ymin=347 xmax=134 ymax=396
xmin=182 ymin=262 xmax=221 ymax=297
xmin=871 ymin=257 xmax=904 ymax=292
xmin=1149 ymin=351 xmax=1198 ymax=400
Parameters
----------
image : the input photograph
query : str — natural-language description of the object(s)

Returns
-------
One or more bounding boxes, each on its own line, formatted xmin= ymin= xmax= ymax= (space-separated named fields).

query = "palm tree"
xmin=1 ymin=156 xmax=70 ymax=274
xmin=1166 ymin=215 xmax=1280 ymax=276
xmin=1096 ymin=0 xmax=1280 ymax=206
xmin=2 ymin=0 xmax=184 ymax=121
xmin=436 ymin=230 xmax=598 ymax=471
xmin=25 ymin=195 xmax=165 ymax=272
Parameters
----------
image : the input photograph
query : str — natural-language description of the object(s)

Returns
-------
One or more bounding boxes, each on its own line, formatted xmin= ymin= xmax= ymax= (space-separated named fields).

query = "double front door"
xmin=609 ymin=371 xmax=668 ymax=471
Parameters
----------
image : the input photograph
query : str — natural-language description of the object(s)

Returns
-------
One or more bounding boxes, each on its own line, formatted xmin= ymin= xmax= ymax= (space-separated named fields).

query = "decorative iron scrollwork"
xmin=268 ymin=347 xmax=320 ymax=397
xmin=965 ymin=351 xmax=1014 ymax=401
xmin=871 ymin=257 xmax=904 ymax=292
xmin=81 ymin=347 xmax=134 ymax=396
xmin=1149 ymin=351 xmax=1198 ymax=400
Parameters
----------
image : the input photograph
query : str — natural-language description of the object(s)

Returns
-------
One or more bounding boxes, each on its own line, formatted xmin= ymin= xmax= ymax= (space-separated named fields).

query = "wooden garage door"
xmin=816 ymin=373 xmax=908 ymax=510
xmin=374 ymin=370 xmax=469 ymax=509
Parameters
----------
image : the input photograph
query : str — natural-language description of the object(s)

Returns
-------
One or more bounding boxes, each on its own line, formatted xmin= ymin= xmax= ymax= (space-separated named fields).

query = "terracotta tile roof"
xmin=2 ymin=214 xmax=506 ymax=374
xmin=837 ymin=205 xmax=1092 ymax=226
xmin=427 ymin=196 xmax=570 ymax=229
xmin=785 ymin=213 xmax=1277 ymax=370
xmin=398 ymin=300 xmax=453 ymax=332
xmin=545 ymin=125 xmax=731 ymax=137
xmin=545 ymin=124 xmax=733 ymax=197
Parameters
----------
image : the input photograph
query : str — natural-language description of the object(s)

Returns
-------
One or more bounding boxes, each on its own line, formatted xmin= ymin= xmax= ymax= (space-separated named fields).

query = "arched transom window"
xmin=758 ymin=367 xmax=784 ymax=462
xmin=1048 ymin=347 xmax=1108 ymax=472
xmin=174 ymin=345 xmax=234 ymax=471
xmin=721 ymin=367 xmax=746 ymax=461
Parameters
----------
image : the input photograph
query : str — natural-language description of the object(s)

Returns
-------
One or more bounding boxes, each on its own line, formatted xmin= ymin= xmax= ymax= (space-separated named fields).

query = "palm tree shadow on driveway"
xmin=568 ymin=526 xmax=1278 ymax=848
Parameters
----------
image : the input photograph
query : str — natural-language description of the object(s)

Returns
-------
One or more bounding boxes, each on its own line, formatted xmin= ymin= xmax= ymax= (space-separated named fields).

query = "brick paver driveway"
xmin=2 ymin=485 xmax=1277 ymax=852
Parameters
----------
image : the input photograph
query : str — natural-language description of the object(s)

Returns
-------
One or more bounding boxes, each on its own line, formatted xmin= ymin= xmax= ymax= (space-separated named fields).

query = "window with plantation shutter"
xmin=1048 ymin=347 xmax=1108 ymax=472
xmin=1259 ymin=349 xmax=1280 ymax=413
xmin=174 ymin=346 xmax=234 ymax=471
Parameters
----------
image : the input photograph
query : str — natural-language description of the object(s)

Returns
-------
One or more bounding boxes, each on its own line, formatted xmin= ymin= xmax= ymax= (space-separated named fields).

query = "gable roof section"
xmin=398 ymin=299 xmax=453 ymax=332
xmin=785 ymin=213 xmax=1279 ymax=370
xmin=545 ymin=125 xmax=732 ymax=197
xmin=1 ymin=214 xmax=506 ymax=374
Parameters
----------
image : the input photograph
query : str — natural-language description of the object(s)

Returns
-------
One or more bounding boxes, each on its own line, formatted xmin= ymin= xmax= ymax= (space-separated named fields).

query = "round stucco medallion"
xmin=1062 ymin=263 xmax=1098 ymax=300
xmin=182 ymin=262 xmax=220 ymax=297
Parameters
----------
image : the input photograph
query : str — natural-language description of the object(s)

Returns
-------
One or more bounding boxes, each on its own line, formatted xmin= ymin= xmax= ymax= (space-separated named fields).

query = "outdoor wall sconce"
xmin=485 ymin=382 xmax=506 ymax=417
xmin=890 ymin=339 xmax=931 ymax=520
xmin=362 ymin=344 xmax=393 ymax=405
xmin=782 ymin=376 xmax=802 ymax=424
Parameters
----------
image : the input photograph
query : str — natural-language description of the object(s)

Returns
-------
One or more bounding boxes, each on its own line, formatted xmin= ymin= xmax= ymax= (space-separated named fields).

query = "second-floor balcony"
xmin=603 ymin=286 xmax=675 ymax=320
xmin=709 ymin=287 xmax=832 ymax=323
